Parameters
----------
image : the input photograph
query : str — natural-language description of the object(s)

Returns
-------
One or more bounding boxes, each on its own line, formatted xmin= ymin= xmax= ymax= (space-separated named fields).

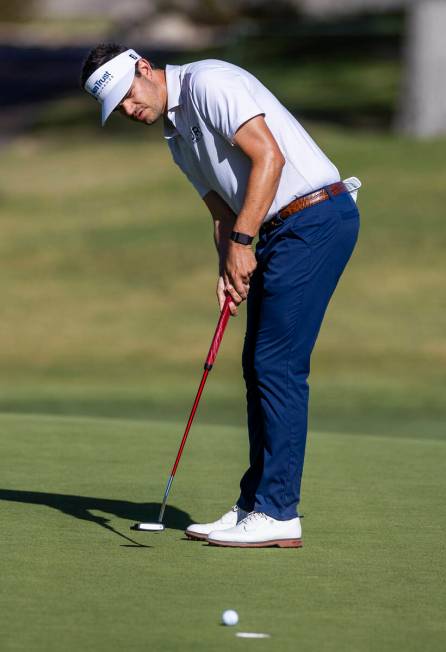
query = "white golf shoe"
xmin=185 ymin=505 xmax=249 ymax=541
xmin=208 ymin=511 xmax=303 ymax=548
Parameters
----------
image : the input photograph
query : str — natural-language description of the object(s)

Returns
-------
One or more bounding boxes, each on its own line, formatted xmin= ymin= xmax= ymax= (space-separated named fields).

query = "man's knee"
xmin=253 ymin=345 xmax=310 ymax=385
xmin=253 ymin=346 xmax=276 ymax=384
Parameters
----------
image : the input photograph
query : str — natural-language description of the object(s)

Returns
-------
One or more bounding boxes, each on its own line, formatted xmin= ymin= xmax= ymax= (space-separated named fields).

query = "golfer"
xmin=81 ymin=45 xmax=360 ymax=548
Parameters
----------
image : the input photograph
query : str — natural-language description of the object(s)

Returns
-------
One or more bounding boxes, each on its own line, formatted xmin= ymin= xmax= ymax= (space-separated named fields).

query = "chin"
xmin=144 ymin=114 xmax=160 ymax=126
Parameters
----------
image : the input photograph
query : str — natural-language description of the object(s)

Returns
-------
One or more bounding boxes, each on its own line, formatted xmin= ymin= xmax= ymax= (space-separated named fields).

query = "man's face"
xmin=116 ymin=60 xmax=166 ymax=125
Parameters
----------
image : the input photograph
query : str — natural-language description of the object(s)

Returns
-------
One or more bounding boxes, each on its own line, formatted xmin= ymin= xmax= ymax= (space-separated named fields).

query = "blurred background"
xmin=0 ymin=0 xmax=445 ymax=439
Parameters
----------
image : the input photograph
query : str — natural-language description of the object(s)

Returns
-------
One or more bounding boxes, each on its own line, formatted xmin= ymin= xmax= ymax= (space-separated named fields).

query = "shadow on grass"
xmin=0 ymin=489 xmax=191 ymax=547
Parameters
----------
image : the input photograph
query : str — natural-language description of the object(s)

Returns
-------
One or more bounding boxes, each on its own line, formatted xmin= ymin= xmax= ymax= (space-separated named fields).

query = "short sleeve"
xmin=190 ymin=68 xmax=265 ymax=145
xmin=167 ymin=136 xmax=210 ymax=198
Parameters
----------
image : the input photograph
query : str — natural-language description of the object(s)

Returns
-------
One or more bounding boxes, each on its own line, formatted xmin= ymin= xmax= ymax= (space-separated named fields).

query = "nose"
xmin=120 ymin=99 xmax=133 ymax=117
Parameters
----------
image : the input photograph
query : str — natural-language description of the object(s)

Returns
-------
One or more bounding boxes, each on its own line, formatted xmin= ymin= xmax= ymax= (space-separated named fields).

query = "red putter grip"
xmin=204 ymin=295 xmax=232 ymax=369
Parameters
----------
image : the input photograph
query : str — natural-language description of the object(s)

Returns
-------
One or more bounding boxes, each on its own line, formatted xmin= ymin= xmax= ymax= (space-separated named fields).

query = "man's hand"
xmin=217 ymin=275 xmax=234 ymax=313
xmin=218 ymin=241 xmax=257 ymax=316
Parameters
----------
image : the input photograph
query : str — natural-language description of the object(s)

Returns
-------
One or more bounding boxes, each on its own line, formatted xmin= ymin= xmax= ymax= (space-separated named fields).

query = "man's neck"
xmin=153 ymin=69 xmax=168 ymax=115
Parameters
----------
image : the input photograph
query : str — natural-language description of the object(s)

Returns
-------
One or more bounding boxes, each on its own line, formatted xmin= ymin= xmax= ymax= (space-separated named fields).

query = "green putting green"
xmin=1 ymin=412 xmax=445 ymax=651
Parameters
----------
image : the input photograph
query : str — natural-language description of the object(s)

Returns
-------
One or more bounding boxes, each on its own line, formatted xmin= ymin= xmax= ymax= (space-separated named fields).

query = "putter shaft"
xmin=157 ymin=296 xmax=232 ymax=524
xmin=158 ymin=475 xmax=173 ymax=523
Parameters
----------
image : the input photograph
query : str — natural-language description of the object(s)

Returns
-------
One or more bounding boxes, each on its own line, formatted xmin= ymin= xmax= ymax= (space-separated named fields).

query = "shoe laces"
xmin=239 ymin=511 xmax=268 ymax=525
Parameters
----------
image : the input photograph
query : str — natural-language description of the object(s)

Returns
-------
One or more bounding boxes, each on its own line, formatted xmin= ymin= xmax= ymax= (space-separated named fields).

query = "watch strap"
xmin=230 ymin=231 xmax=254 ymax=245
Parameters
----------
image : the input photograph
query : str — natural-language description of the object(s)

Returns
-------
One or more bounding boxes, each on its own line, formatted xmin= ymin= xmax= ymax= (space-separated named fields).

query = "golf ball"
xmin=221 ymin=609 xmax=239 ymax=626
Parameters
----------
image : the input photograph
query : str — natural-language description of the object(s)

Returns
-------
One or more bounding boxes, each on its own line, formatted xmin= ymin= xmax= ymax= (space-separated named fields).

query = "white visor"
xmin=84 ymin=49 xmax=142 ymax=125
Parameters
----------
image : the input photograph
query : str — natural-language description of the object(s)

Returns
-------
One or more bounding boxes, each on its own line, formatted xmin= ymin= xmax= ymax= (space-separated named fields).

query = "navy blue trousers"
xmin=237 ymin=189 xmax=360 ymax=520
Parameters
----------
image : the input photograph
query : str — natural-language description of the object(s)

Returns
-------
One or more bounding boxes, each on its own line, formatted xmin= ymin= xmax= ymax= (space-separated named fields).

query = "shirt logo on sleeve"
xmin=190 ymin=125 xmax=203 ymax=143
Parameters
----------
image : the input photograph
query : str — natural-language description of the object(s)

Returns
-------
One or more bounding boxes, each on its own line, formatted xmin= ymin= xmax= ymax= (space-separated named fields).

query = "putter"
xmin=131 ymin=294 xmax=232 ymax=532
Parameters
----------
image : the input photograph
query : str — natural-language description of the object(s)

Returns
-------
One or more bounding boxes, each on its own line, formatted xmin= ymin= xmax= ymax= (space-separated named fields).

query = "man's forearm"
xmin=233 ymin=156 xmax=284 ymax=237
xmin=214 ymin=217 xmax=236 ymax=274
xmin=203 ymin=190 xmax=237 ymax=273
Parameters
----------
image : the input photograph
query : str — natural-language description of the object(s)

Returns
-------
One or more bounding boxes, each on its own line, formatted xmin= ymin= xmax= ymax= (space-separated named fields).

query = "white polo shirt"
xmin=164 ymin=59 xmax=340 ymax=221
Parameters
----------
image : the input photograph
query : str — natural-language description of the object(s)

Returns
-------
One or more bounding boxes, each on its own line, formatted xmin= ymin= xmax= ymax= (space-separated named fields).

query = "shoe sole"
xmin=185 ymin=530 xmax=208 ymax=541
xmin=208 ymin=538 xmax=303 ymax=548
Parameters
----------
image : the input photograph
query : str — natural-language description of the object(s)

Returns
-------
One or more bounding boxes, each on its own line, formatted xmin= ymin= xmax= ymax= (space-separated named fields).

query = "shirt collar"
xmin=163 ymin=116 xmax=177 ymax=140
xmin=163 ymin=64 xmax=183 ymax=140
xmin=165 ymin=64 xmax=182 ymax=112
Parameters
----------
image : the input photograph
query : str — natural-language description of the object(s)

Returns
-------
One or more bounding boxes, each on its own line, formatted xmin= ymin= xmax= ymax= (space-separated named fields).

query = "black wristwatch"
xmin=230 ymin=230 xmax=254 ymax=245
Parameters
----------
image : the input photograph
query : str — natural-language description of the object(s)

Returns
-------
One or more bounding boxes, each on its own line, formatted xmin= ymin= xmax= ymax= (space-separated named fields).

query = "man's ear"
xmin=136 ymin=58 xmax=152 ymax=79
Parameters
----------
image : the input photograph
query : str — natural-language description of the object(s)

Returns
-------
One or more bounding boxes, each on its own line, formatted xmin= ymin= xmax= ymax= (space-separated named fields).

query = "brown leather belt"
xmin=260 ymin=181 xmax=348 ymax=235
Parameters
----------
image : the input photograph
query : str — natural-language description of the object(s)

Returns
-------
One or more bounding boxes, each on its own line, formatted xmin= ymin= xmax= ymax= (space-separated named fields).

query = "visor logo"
xmin=92 ymin=71 xmax=114 ymax=96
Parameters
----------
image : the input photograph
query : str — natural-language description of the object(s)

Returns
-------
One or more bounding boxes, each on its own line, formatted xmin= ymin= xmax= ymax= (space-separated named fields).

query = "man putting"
xmin=81 ymin=45 xmax=360 ymax=548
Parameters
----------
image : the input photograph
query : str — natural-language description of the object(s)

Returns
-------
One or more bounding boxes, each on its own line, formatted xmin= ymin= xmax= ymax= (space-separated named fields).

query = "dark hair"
xmin=80 ymin=43 xmax=158 ymax=89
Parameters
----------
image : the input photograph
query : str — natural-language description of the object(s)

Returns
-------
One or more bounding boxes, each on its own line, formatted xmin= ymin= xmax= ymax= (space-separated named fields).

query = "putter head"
xmin=130 ymin=522 xmax=165 ymax=532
